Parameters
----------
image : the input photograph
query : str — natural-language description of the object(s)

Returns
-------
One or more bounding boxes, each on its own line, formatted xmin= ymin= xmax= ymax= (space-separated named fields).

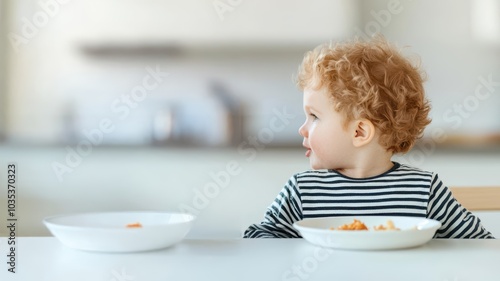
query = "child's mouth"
xmin=305 ymin=149 xmax=311 ymax=157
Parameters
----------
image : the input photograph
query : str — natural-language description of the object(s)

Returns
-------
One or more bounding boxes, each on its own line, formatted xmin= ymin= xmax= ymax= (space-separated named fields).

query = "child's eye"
xmin=310 ymin=113 xmax=318 ymax=120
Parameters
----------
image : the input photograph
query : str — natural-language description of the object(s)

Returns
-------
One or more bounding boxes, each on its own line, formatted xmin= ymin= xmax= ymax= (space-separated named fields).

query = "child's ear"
xmin=352 ymin=119 xmax=375 ymax=147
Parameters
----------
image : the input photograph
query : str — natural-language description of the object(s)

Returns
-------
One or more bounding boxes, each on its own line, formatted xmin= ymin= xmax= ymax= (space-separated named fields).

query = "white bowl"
xmin=293 ymin=216 xmax=441 ymax=250
xmin=43 ymin=211 xmax=195 ymax=253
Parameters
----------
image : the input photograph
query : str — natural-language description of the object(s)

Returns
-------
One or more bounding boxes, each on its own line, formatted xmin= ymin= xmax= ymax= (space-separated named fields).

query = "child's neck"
xmin=337 ymin=161 xmax=393 ymax=178
xmin=336 ymin=149 xmax=394 ymax=179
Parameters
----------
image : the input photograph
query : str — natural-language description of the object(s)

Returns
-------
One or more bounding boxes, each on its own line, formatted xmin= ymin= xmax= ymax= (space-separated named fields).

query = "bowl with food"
xmin=43 ymin=211 xmax=196 ymax=253
xmin=293 ymin=216 xmax=441 ymax=250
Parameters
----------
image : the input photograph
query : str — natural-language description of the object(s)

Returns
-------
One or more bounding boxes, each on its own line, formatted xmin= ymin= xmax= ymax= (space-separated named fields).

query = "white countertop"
xmin=1 ymin=237 xmax=499 ymax=281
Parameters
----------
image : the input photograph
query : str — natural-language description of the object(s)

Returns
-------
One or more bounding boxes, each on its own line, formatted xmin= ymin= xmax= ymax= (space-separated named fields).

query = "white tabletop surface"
xmin=1 ymin=237 xmax=499 ymax=281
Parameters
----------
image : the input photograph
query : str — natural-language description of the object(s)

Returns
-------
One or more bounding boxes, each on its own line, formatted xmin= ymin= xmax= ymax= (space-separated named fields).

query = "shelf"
xmin=78 ymin=42 xmax=315 ymax=59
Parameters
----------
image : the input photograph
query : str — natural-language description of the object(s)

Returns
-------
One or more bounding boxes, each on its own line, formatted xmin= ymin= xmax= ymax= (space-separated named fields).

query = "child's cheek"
xmin=309 ymin=137 xmax=323 ymax=157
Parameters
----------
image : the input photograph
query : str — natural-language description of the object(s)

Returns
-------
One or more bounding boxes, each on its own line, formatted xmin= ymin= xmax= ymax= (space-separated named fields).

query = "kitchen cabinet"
xmin=73 ymin=0 xmax=359 ymax=47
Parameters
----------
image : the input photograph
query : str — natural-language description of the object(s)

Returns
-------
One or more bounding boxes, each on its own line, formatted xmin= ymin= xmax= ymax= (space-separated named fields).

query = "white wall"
xmin=4 ymin=0 xmax=359 ymax=145
xmin=360 ymin=0 xmax=500 ymax=135
xmin=5 ymin=0 xmax=500 ymax=145
xmin=0 ymin=1 xmax=8 ymax=137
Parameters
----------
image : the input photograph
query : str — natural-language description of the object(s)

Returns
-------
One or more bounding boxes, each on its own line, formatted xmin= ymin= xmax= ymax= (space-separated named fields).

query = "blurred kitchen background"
xmin=1 ymin=0 xmax=500 ymax=238
xmin=1 ymin=0 xmax=500 ymax=147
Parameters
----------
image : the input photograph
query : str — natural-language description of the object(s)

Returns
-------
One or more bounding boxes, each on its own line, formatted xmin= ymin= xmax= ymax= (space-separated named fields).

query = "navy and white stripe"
xmin=243 ymin=162 xmax=494 ymax=239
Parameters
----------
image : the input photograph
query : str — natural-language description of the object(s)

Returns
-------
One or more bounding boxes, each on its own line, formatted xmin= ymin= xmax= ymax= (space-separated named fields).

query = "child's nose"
xmin=298 ymin=123 xmax=308 ymax=137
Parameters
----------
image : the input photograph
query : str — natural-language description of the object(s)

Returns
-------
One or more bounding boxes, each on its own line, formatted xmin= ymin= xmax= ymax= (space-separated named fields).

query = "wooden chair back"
xmin=449 ymin=187 xmax=500 ymax=211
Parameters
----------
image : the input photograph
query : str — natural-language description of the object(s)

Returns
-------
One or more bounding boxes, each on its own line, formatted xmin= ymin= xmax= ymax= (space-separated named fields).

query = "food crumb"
xmin=126 ymin=222 xmax=142 ymax=228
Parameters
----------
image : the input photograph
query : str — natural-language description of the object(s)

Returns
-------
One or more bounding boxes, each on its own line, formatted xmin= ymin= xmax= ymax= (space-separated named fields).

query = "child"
xmin=243 ymin=36 xmax=493 ymax=239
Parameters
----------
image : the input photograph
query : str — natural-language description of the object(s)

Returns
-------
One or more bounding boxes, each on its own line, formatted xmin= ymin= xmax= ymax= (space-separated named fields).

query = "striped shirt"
xmin=243 ymin=162 xmax=494 ymax=239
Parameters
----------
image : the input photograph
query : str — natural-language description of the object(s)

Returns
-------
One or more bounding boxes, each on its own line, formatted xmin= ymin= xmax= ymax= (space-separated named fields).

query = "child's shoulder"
xmin=396 ymin=162 xmax=435 ymax=177
xmin=287 ymin=170 xmax=343 ymax=189
xmin=292 ymin=169 xmax=340 ymax=180
xmin=290 ymin=169 xmax=356 ymax=185
xmin=292 ymin=162 xmax=435 ymax=181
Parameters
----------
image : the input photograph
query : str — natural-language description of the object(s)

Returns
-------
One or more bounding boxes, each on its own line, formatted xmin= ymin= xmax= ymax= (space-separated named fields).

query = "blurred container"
xmin=152 ymin=106 xmax=177 ymax=145
xmin=209 ymin=79 xmax=245 ymax=146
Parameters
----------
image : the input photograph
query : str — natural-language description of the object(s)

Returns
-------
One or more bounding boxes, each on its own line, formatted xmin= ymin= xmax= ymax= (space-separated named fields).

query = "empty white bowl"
xmin=43 ymin=211 xmax=195 ymax=253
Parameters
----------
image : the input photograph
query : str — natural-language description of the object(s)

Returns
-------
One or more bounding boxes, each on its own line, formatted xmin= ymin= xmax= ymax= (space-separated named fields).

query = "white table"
xmin=1 ymin=237 xmax=499 ymax=281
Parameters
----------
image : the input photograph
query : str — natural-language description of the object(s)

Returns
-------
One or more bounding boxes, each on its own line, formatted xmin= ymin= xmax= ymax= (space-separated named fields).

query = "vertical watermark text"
xmin=6 ymin=163 xmax=18 ymax=273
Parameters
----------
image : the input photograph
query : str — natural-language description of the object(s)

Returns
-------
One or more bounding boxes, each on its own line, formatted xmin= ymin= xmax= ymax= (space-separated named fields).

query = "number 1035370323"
xmin=7 ymin=163 xmax=17 ymax=218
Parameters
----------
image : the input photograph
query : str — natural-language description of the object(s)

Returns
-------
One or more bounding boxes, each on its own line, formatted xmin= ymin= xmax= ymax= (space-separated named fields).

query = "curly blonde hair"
xmin=296 ymin=36 xmax=431 ymax=154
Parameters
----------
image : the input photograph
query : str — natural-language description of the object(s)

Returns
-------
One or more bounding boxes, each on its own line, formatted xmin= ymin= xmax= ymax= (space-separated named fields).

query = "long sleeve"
xmin=243 ymin=175 xmax=303 ymax=238
xmin=427 ymin=173 xmax=494 ymax=239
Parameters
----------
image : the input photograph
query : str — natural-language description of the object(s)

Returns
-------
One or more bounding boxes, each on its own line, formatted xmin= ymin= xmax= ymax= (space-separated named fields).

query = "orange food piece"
xmin=126 ymin=222 xmax=142 ymax=228
xmin=373 ymin=220 xmax=400 ymax=231
xmin=335 ymin=219 xmax=368 ymax=231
